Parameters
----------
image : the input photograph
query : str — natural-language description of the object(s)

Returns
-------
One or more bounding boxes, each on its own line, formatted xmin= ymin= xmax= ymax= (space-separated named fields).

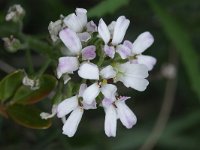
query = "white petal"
xmin=78 ymin=32 xmax=91 ymax=42
xmin=119 ymin=62 xmax=149 ymax=78
xmin=75 ymin=8 xmax=87 ymax=27
xmin=112 ymin=16 xmax=130 ymax=45
xmin=119 ymin=75 xmax=149 ymax=91
xmin=136 ymin=55 xmax=157 ymax=71
xmin=108 ymin=21 xmax=116 ymax=36
xmin=132 ymin=31 xmax=154 ymax=54
xmin=86 ymin=20 xmax=97 ymax=32
xmin=57 ymin=96 xmax=78 ymax=118
xmin=78 ymin=62 xmax=99 ymax=80
xmin=104 ymin=105 xmax=117 ymax=137
xmin=98 ymin=18 xmax=111 ymax=44
xmin=64 ymin=13 xmax=83 ymax=32
xmin=100 ymin=65 xmax=116 ymax=79
xmin=62 ymin=107 xmax=83 ymax=137
xmin=104 ymin=45 xmax=115 ymax=58
xmin=78 ymin=83 xmax=87 ymax=97
xmin=116 ymin=44 xmax=132 ymax=59
xmin=63 ymin=74 xmax=71 ymax=84
xmin=101 ymin=84 xmax=117 ymax=100
xmin=59 ymin=28 xmax=82 ymax=54
xmin=82 ymin=83 xmax=100 ymax=105
xmin=116 ymin=63 xmax=149 ymax=91
xmin=57 ymin=57 xmax=79 ymax=78
xmin=115 ymin=101 xmax=137 ymax=129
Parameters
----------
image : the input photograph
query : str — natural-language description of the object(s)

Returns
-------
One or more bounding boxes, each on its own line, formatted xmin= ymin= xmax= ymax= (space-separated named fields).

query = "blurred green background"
xmin=0 ymin=0 xmax=200 ymax=150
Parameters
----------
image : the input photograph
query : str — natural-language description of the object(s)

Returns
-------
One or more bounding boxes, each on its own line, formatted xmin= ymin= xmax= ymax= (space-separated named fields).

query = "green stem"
xmin=25 ymin=49 xmax=34 ymax=74
xmin=36 ymin=58 xmax=51 ymax=79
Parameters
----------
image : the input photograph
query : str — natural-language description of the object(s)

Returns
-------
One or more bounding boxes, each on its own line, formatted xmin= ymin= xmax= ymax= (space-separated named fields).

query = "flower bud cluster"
xmin=45 ymin=8 xmax=156 ymax=137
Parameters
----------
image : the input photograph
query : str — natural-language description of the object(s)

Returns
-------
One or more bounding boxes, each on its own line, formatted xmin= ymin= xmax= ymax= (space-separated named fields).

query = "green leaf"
xmin=88 ymin=0 xmax=130 ymax=17
xmin=0 ymin=70 xmax=24 ymax=102
xmin=148 ymin=0 xmax=200 ymax=100
xmin=7 ymin=104 xmax=51 ymax=129
xmin=12 ymin=75 xmax=57 ymax=105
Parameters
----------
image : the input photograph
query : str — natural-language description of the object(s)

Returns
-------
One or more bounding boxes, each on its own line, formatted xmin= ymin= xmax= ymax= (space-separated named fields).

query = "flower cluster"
xmin=45 ymin=8 xmax=156 ymax=137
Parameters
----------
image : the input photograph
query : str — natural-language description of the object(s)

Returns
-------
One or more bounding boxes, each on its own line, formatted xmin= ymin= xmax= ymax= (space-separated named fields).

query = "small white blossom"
xmin=102 ymin=96 xmax=137 ymax=137
xmin=98 ymin=16 xmax=130 ymax=59
xmin=5 ymin=4 xmax=25 ymax=22
xmin=57 ymin=84 xmax=96 ymax=137
xmin=114 ymin=62 xmax=149 ymax=91
xmin=48 ymin=20 xmax=63 ymax=42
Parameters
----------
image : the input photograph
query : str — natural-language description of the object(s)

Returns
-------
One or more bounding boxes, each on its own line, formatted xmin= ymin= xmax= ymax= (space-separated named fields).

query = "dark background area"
xmin=0 ymin=0 xmax=200 ymax=150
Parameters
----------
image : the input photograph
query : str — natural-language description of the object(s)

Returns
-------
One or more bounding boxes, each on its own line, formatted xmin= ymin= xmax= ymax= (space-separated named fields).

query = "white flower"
xmin=48 ymin=20 xmax=63 ymax=42
xmin=78 ymin=64 xmax=117 ymax=105
xmin=98 ymin=16 xmax=130 ymax=59
xmin=63 ymin=8 xmax=97 ymax=42
xmin=102 ymin=96 xmax=137 ymax=137
xmin=5 ymin=4 xmax=25 ymax=22
xmin=57 ymin=84 xmax=96 ymax=137
xmin=64 ymin=8 xmax=87 ymax=33
xmin=114 ymin=62 xmax=149 ymax=91
xmin=57 ymin=28 xmax=97 ymax=79
xmin=122 ymin=32 xmax=156 ymax=70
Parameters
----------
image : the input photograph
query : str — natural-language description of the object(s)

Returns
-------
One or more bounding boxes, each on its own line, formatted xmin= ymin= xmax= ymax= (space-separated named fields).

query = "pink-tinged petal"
xmin=102 ymin=98 xmax=114 ymax=108
xmin=59 ymin=28 xmax=82 ymax=54
xmin=108 ymin=21 xmax=116 ymax=37
xmin=78 ymin=83 xmax=87 ymax=97
xmin=78 ymin=62 xmax=99 ymax=80
xmin=78 ymin=32 xmax=91 ymax=42
xmin=75 ymin=8 xmax=87 ymax=27
xmin=104 ymin=45 xmax=115 ymax=58
xmin=100 ymin=65 xmax=116 ymax=79
xmin=82 ymin=100 xmax=97 ymax=110
xmin=136 ymin=55 xmax=157 ymax=71
xmin=81 ymin=45 xmax=96 ymax=60
xmin=132 ymin=31 xmax=154 ymax=54
xmin=98 ymin=19 xmax=111 ymax=44
xmin=115 ymin=101 xmax=137 ymax=129
xmin=64 ymin=13 xmax=83 ymax=32
xmin=62 ymin=107 xmax=83 ymax=137
xmin=57 ymin=57 xmax=79 ymax=78
xmin=57 ymin=96 xmax=78 ymax=118
xmin=112 ymin=16 xmax=130 ymax=45
xmin=101 ymin=84 xmax=117 ymax=100
xmin=104 ymin=105 xmax=117 ymax=137
xmin=123 ymin=40 xmax=133 ymax=50
xmin=118 ymin=96 xmax=131 ymax=102
xmin=116 ymin=44 xmax=132 ymax=59
xmin=86 ymin=20 xmax=97 ymax=32
xmin=82 ymin=83 xmax=100 ymax=105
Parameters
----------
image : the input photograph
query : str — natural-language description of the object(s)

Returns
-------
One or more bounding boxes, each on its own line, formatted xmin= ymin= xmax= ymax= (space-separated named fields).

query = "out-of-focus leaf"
xmin=12 ymin=75 xmax=57 ymax=105
xmin=7 ymin=104 xmax=51 ymax=129
xmin=148 ymin=0 xmax=200 ymax=100
xmin=164 ymin=110 xmax=200 ymax=136
xmin=88 ymin=0 xmax=130 ymax=17
xmin=0 ymin=70 xmax=24 ymax=102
